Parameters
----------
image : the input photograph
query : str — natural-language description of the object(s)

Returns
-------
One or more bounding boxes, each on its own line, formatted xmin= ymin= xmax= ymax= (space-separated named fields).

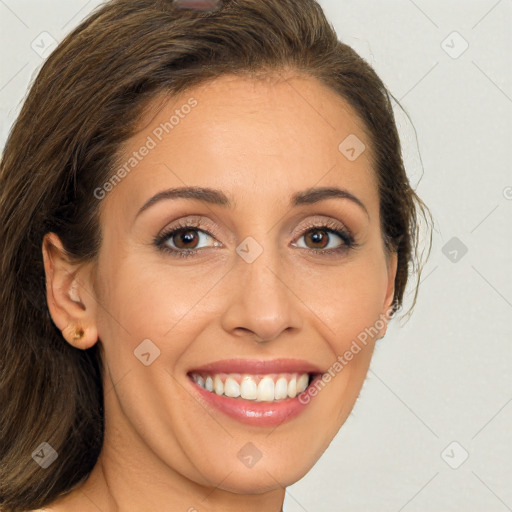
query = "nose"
xmin=220 ymin=247 xmax=303 ymax=344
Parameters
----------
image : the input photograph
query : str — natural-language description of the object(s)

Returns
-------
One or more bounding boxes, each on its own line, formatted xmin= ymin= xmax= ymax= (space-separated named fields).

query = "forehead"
xmin=102 ymin=73 xmax=377 ymax=221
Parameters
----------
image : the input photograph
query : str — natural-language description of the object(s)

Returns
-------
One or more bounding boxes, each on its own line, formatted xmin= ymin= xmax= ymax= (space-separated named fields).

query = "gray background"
xmin=1 ymin=1 xmax=511 ymax=511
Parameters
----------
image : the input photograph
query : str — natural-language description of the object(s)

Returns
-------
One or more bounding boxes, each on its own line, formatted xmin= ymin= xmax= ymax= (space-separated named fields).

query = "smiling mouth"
xmin=188 ymin=372 xmax=318 ymax=402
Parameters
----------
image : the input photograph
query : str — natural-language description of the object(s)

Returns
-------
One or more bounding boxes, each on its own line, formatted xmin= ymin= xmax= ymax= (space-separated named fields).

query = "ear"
xmin=379 ymin=251 xmax=398 ymax=339
xmin=42 ymin=232 xmax=99 ymax=349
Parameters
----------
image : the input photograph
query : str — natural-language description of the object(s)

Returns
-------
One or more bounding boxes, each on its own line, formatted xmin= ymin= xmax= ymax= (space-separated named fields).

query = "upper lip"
xmin=188 ymin=358 xmax=324 ymax=375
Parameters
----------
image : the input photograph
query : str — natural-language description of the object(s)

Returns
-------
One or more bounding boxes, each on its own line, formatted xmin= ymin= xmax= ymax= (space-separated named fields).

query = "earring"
xmin=73 ymin=327 xmax=85 ymax=341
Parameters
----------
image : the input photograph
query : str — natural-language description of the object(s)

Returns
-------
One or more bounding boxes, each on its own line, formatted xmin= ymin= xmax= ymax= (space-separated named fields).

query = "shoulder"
xmin=28 ymin=471 xmax=100 ymax=511
xmin=29 ymin=502 xmax=75 ymax=511
xmin=29 ymin=498 xmax=84 ymax=511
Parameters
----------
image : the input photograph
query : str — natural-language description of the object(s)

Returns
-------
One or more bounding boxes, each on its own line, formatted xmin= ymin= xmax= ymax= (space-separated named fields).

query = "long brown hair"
xmin=0 ymin=0 xmax=432 ymax=510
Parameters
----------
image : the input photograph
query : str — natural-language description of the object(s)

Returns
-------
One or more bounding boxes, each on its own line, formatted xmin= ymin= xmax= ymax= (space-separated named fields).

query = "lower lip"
xmin=187 ymin=374 xmax=320 ymax=427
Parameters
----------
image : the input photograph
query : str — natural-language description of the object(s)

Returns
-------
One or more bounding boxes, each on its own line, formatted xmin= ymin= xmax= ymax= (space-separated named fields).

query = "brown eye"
xmin=172 ymin=229 xmax=201 ymax=249
xmin=294 ymin=225 xmax=353 ymax=252
xmin=155 ymin=222 xmax=221 ymax=258
xmin=303 ymin=228 xmax=330 ymax=249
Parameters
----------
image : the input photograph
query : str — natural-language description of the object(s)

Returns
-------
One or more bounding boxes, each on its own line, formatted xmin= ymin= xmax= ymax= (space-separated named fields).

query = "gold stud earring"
xmin=73 ymin=327 xmax=85 ymax=341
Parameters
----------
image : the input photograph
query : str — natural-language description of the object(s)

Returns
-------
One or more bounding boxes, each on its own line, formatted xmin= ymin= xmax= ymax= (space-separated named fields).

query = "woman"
xmin=0 ymin=0 xmax=431 ymax=510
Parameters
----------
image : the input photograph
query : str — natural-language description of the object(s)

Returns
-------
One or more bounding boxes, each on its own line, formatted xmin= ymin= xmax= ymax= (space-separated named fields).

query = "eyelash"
xmin=154 ymin=218 xmax=358 ymax=259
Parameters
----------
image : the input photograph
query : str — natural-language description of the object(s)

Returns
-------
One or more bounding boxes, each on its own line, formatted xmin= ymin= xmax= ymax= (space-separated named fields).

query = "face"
xmin=46 ymin=73 xmax=397 ymax=495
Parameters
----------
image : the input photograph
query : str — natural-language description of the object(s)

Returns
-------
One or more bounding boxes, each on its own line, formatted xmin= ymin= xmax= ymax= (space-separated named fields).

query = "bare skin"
xmin=40 ymin=72 xmax=397 ymax=512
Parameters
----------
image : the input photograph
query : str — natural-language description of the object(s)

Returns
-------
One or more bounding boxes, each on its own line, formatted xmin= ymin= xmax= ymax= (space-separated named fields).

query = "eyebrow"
xmin=292 ymin=186 xmax=369 ymax=218
xmin=135 ymin=185 xmax=369 ymax=219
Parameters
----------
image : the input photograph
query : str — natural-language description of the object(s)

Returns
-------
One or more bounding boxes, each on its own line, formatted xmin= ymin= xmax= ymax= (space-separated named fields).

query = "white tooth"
xmin=287 ymin=376 xmax=297 ymax=398
xmin=224 ymin=376 xmax=240 ymax=398
xmin=240 ymin=376 xmax=258 ymax=400
xmin=297 ymin=374 xmax=309 ymax=393
xmin=274 ymin=377 xmax=288 ymax=400
xmin=213 ymin=375 xmax=224 ymax=395
xmin=257 ymin=376 xmax=275 ymax=402
xmin=205 ymin=373 xmax=307 ymax=401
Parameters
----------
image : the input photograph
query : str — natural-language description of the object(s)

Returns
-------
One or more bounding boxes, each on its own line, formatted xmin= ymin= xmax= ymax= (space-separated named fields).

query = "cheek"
xmin=294 ymin=250 xmax=388 ymax=405
xmin=94 ymin=253 xmax=223 ymax=374
xmin=298 ymin=254 xmax=388 ymax=346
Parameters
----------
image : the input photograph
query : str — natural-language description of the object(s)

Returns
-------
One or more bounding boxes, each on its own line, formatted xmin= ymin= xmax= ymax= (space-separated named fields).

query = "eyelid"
xmin=290 ymin=214 xmax=352 ymax=238
xmin=157 ymin=216 xmax=221 ymax=240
